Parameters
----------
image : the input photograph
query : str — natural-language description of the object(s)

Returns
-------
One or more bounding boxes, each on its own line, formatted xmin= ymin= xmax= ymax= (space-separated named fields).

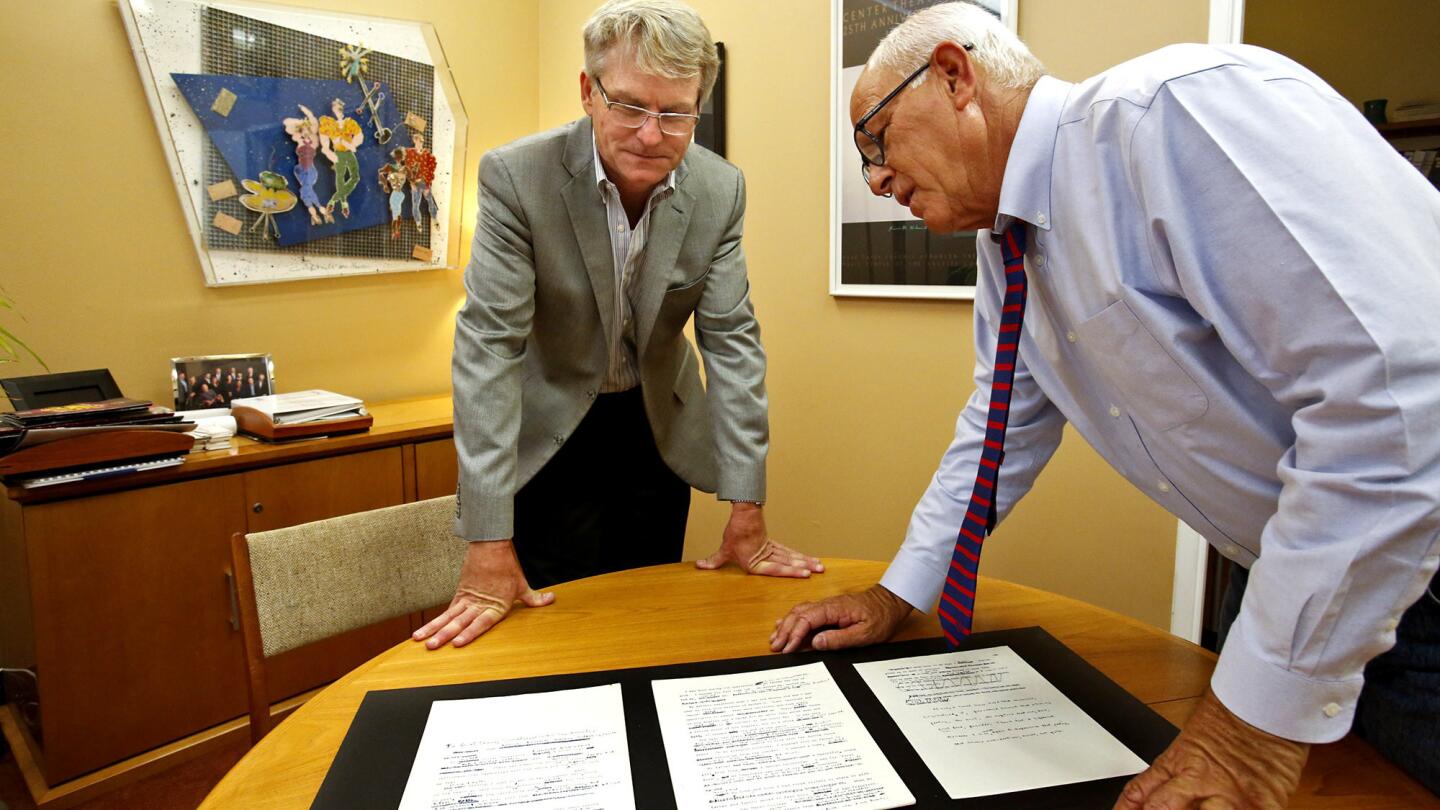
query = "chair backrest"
xmin=231 ymin=495 xmax=465 ymax=742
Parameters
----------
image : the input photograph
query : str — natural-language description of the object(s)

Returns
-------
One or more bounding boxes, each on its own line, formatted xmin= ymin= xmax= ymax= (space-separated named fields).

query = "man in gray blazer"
xmin=416 ymin=0 xmax=823 ymax=651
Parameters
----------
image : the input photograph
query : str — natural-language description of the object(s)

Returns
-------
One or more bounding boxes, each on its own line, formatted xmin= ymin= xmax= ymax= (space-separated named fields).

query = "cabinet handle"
xmin=252 ymin=502 xmax=264 ymax=514
xmin=225 ymin=571 xmax=240 ymax=632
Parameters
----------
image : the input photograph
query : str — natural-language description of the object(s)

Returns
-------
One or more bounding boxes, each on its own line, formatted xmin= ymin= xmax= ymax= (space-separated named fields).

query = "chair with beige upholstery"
xmin=230 ymin=495 xmax=465 ymax=743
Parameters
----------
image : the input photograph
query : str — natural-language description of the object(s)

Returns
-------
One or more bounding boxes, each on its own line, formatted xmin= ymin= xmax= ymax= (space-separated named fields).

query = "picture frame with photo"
xmin=171 ymin=353 xmax=275 ymax=410
xmin=830 ymin=0 xmax=1016 ymax=300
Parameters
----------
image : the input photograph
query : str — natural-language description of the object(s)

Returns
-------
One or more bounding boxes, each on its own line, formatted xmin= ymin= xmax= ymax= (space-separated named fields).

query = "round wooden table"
xmin=202 ymin=560 xmax=1435 ymax=808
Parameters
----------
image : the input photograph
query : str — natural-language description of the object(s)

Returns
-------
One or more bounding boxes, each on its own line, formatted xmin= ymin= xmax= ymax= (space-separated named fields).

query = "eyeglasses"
xmin=594 ymin=78 xmax=701 ymax=137
xmin=854 ymin=46 xmax=972 ymax=184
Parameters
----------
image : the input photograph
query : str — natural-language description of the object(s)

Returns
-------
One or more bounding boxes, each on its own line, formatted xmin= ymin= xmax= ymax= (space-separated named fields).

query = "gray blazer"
xmin=452 ymin=117 xmax=769 ymax=540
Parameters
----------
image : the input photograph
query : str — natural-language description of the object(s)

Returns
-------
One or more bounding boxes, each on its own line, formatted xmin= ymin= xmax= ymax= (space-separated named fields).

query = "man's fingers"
xmin=811 ymin=621 xmax=876 ymax=651
xmin=413 ymin=602 xmax=468 ymax=642
xmin=778 ymin=615 xmax=812 ymax=653
xmin=749 ymin=559 xmax=812 ymax=579
xmin=450 ymin=605 xmax=508 ymax=647
xmin=1114 ymin=765 xmax=1171 ymax=810
xmin=766 ymin=541 xmax=825 ymax=573
xmin=1139 ymin=774 xmax=1210 ymax=810
xmin=519 ymin=588 xmax=556 ymax=608
xmin=423 ymin=603 xmax=484 ymax=649
xmin=774 ymin=598 xmax=856 ymax=653
xmin=770 ymin=603 xmax=812 ymax=649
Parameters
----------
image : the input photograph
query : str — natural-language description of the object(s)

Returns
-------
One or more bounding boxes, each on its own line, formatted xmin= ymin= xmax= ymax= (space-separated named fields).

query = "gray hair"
xmin=583 ymin=0 xmax=720 ymax=106
xmin=867 ymin=2 xmax=1044 ymax=91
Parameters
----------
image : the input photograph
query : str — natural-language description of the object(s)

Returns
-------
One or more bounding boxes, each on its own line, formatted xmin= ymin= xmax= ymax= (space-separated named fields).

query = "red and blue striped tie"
xmin=938 ymin=222 xmax=1028 ymax=647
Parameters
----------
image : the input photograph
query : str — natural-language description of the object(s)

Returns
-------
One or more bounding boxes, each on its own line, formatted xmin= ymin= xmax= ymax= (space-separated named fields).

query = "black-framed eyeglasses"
xmin=854 ymin=45 xmax=972 ymax=184
xmin=594 ymin=78 xmax=701 ymax=137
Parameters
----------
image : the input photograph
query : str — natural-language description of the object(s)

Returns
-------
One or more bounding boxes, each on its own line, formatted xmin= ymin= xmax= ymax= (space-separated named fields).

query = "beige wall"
xmin=0 ymin=0 xmax=538 ymax=406
xmin=538 ymin=0 xmax=1207 ymax=628
xmin=4 ymin=0 xmax=1210 ymax=629
xmin=1246 ymin=0 xmax=1440 ymax=111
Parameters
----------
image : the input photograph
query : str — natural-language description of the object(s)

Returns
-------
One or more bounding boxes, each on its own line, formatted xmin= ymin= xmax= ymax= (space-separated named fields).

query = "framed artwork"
xmin=830 ymin=0 xmax=1016 ymax=300
xmin=694 ymin=42 xmax=727 ymax=157
xmin=171 ymin=353 xmax=274 ymax=410
xmin=120 ymin=0 xmax=467 ymax=286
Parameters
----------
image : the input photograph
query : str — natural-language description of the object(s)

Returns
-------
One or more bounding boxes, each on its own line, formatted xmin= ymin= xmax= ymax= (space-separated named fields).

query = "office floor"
xmin=0 ymin=737 xmax=246 ymax=809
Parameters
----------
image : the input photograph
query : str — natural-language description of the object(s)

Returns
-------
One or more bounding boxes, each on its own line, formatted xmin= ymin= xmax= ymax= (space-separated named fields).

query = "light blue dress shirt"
xmin=881 ymin=44 xmax=1440 ymax=744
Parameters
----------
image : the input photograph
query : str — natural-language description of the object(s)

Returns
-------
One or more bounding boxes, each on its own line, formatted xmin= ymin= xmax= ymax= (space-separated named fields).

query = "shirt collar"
xmin=993 ymin=74 xmax=1070 ymax=236
xmin=592 ymin=133 xmax=677 ymax=197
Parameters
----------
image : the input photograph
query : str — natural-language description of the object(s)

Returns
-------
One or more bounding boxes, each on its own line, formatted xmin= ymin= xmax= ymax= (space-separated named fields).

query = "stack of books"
xmin=229 ymin=390 xmax=372 ymax=441
xmin=0 ymin=398 xmax=196 ymax=486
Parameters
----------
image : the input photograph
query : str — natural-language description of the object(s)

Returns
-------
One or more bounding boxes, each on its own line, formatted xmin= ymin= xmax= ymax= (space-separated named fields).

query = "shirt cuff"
xmin=880 ymin=551 xmax=945 ymax=614
xmin=1210 ymin=616 xmax=1363 ymax=744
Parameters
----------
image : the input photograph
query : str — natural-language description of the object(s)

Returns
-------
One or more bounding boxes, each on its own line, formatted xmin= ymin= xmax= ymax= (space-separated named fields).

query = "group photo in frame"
xmin=171 ymin=353 xmax=275 ymax=410
xmin=830 ymin=0 xmax=1016 ymax=300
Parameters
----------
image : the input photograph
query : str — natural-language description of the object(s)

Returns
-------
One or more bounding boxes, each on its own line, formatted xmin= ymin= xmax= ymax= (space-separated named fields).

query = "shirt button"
xmin=1322 ymin=703 xmax=1342 ymax=718
xmin=1066 ymin=330 xmax=1077 ymax=343
xmin=1036 ymin=213 xmax=1047 ymax=225
xmin=615 ymin=225 xmax=624 ymax=232
xmin=1158 ymin=481 xmax=1171 ymax=493
xmin=1223 ymin=544 xmax=1239 ymax=556
xmin=1383 ymin=617 xmax=1400 ymax=633
xmin=1034 ymin=254 xmax=1047 ymax=268
xmin=1108 ymin=405 xmax=1120 ymax=418
xmin=552 ymin=433 xmax=565 ymax=445
xmin=585 ymin=389 xmax=597 ymax=400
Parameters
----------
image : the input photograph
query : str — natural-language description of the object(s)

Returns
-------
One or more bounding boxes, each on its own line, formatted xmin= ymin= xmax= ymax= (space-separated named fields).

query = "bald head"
xmin=847 ymin=5 xmax=1042 ymax=234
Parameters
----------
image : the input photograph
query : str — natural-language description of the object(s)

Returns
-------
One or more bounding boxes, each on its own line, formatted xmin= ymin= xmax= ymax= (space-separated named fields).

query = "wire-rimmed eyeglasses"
xmin=594 ymin=78 xmax=701 ymax=137
xmin=854 ymin=45 xmax=972 ymax=185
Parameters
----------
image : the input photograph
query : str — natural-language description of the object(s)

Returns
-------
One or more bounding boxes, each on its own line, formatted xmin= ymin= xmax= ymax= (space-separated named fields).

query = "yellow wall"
xmin=538 ymin=0 xmax=1206 ymax=628
xmin=3 ymin=0 xmax=1209 ymax=629
xmin=0 ymin=0 xmax=538 ymax=406
xmin=1245 ymin=0 xmax=1440 ymax=112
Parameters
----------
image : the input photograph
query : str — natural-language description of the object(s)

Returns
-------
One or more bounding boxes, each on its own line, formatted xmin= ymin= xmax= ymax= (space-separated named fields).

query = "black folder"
xmin=312 ymin=627 xmax=1180 ymax=809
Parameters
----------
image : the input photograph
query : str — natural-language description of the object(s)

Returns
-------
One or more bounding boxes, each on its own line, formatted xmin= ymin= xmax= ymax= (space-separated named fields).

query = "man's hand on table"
xmin=1115 ymin=688 xmax=1308 ymax=810
xmin=412 ymin=540 xmax=554 ymax=650
xmin=770 ymin=584 xmax=913 ymax=653
xmin=696 ymin=502 xmax=825 ymax=578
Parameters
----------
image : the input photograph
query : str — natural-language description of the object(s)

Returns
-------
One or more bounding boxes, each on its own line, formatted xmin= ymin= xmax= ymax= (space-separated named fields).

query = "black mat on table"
xmin=312 ymin=626 xmax=1179 ymax=809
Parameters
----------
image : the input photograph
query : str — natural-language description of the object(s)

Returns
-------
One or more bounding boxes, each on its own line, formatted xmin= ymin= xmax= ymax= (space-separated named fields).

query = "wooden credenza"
xmin=0 ymin=395 xmax=460 ymax=800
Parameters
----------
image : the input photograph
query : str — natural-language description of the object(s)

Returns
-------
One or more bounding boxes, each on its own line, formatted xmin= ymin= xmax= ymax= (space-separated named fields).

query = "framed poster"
xmin=120 ymin=0 xmax=467 ymax=286
xmin=830 ymin=0 xmax=1016 ymax=300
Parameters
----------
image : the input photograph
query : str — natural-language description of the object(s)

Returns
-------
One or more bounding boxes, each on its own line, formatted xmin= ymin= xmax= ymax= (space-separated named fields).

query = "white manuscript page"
xmin=397 ymin=683 xmax=635 ymax=810
xmin=651 ymin=662 xmax=914 ymax=810
xmin=854 ymin=646 xmax=1148 ymax=799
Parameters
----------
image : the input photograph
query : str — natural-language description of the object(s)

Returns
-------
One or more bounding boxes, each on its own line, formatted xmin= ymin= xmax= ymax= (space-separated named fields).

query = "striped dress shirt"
xmin=592 ymin=137 xmax=677 ymax=393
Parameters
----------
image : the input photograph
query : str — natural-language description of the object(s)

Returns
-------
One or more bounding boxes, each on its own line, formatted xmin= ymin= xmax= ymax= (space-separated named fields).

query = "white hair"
xmin=583 ymin=0 xmax=720 ymax=106
xmin=867 ymin=2 xmax=1044 ymax=91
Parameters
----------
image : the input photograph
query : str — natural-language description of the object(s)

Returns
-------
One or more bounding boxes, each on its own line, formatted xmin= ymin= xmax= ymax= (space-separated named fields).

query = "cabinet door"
xmin=243 ymin=447 xmax=406 ymax=532
xmin=243 ymin=448 xmax=415 ymax=701
xmin=414 ymin=438 xmax=458 ymax=501
xmin=27 ymin=476 xmax=249 ymax=783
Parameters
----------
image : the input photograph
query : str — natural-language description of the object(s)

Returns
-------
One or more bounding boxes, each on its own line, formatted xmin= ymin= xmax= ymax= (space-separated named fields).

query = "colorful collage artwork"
xmin=173 ymin=71 xmax=438 ymax=248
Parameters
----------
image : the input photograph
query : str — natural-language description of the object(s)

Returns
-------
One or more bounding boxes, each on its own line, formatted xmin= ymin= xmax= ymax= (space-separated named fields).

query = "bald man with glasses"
xmin=417 ymin=0 xmax=823 ymax=652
